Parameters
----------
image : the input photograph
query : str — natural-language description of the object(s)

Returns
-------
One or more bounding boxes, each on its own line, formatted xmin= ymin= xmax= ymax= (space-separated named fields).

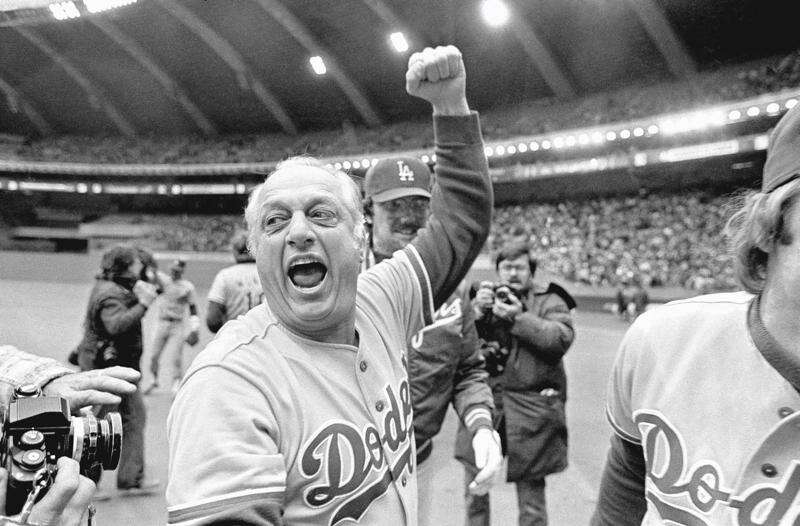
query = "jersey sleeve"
xmin=167 ymin=365 xmax=286 ymax=525
xmin=207 ymin=270 xmax=227 ymax=305
xmin=605 ymin=320 xmax=650 ymax=445
xmin=408 ymin=113 xmax=492 ymax=310
xmin=359 ymin=245 xmax=435 ymax=341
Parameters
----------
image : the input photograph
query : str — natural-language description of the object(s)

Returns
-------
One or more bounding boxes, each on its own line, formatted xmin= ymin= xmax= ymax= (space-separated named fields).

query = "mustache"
xmin=391 ymin=221 xmax=423 ymax=232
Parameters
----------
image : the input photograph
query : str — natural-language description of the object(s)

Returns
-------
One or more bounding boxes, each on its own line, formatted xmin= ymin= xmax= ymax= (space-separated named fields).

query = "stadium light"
xmin=352 ymin=161 xmax=361 ymax=169
xmin=421 ymin=155 xmax=430 ymax=163
xmin=84 ymin=0 xmax=137 ymax=13
xmin=766 ymin=102 xmax=781 ymax=114
xmin=484 ymin=146 xmax=494 ymax=157
xmin=518 ymin=143 xmax=528 ymax=152
xmin=507 ymin=145 xmax=517 ymax=154
xmin=481 ymin=0 xmax=510 ymax=27
xmin=389 ymin=32 xmax=409 ymax=53
xmin=728 ymin=109 xmax=741 ymax=121
xmin=591 ymin=131 xmax=603 ymax=144
xmin=309 ymin=56 xmax=327 ymax=75
xmin=495 ymin=145 xmax=506 ymax=156
xmin=541 ymin=140 xmax=552 ymax=150
xmin=633 ymin=127 xmax=644 ymax=137
xmin=647 ymin=124 xmax=659 ymax=135
xmin=49 ymin=1 xmax=79 ymax=20
xmin=619 ymin=129 xmax=631 ymax=139
xmin=529 ymin=141 xmax=539 ymax=151
xmin=746 ymin=106 xmax=760 ymax=117
xmin=606 ymin=131 xmax=616 ymax=141
xmin=342 ymin=160 xmax=351 ymax=169
xmin=787 ymin=99 xmax=798 ymax=109
xmin=578 ymin=133 xmax=589 ymax=145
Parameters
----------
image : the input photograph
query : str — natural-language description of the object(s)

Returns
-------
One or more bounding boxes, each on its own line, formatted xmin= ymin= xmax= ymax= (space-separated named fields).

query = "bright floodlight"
xmin=481 ymin=0 xmax=510 ymax=27
xmin=84 ymin=0 xmax=137 ymax=13
xmin=390 ymin=32 xmax=409 ymax=53
xmin=49 ymin=1 xmax=80 ymax=20
xmin=309 ymin=56 xmax=326 ymax=75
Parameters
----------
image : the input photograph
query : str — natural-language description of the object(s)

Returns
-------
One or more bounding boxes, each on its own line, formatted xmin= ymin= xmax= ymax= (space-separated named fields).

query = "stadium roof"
xmin=1 ymin=0 xmax=799 ymax=138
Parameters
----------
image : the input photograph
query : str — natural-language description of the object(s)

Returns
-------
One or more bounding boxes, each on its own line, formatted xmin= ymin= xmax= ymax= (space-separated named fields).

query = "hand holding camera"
xmin=492 ymin=289 xmax=523 ymax=322
xmin=132 ymin=280 xmax=158 ymax=308
xmin=0 ymin=385 xmax=122 ymax=521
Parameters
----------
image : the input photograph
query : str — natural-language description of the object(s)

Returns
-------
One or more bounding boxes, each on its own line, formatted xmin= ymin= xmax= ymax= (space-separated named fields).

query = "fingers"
xmin=69 ymin=390 xmax=122 ymax=411
xmin=76 ymin=370 xmax=139 ymax=395
xmin=0 ymin=467 xmax=7 ymax=508
xmin=29 ymin=458 xmax=95 ymax=526
xmin=97 ymin=366 xmax=141 ymax=383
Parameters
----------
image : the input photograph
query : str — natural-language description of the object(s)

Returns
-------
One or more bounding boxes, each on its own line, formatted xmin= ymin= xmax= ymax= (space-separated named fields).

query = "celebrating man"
xmin=167 ymin=45 xmax=492 ymax=525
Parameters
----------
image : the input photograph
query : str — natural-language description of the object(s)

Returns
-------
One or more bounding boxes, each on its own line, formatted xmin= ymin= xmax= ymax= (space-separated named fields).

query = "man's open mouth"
xmin=288 ymin=257 xmax=328 ymax=289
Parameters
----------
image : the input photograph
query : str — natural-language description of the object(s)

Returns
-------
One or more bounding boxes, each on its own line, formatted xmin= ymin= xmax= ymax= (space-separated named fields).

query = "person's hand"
xmin=185 ymin=316 xmax=201 ymax=346
xmin=468 ymin=428 xmax=503 ymax=496
xmin=406 ymin=45 xmax=469 ymax=116
xmin=492 ymin=293 xmax=523 ymax=322
xmin=132 ymin=280 xmax=158 ymax=307
xmin=0 ymin=458 xmax=95 ymax=526
xmin=43 ymin=367 xmax=140 ymax=413
xmin=472 ymin=286 xmax=494 ymax=321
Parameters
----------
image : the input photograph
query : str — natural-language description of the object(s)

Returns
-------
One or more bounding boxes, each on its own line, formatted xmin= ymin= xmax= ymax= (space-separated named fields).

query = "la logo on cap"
xmin=396 ymin=161 xmax=415 ymax=182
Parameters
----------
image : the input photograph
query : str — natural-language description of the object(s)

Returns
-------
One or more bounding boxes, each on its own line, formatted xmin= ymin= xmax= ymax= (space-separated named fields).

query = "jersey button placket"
xmin=375 ymin=400 xmax=385 ymax=411
xmin=359 ymin=360 xmax=368 ymax=372
xmin=761 ymin=463 xmax=778 ymax=477
xmin=401 ymin=476 xmax=408 ymax=487
xmin=778 ymin=406 xmax=794 ymax=418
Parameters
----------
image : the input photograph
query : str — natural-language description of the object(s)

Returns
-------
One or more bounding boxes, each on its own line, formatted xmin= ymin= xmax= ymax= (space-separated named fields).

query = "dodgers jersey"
xmin=606 ymin=291 xmax=800 ymax=525
xmin=167 ymin=247 xmax=434 ymax=525
xmin=207 ymin=262 xmax=263 ymax=322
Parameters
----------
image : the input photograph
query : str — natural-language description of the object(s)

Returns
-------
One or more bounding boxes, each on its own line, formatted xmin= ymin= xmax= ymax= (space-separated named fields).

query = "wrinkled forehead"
xmin=260 ymin=165 xmax=348 ymax=207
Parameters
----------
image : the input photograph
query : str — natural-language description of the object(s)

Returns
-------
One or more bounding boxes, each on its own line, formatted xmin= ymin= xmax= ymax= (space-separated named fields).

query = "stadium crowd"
xmin=1 ymin=52 xmax=799 ymax=164
xmin=114 ymin=188 xmax=737 ymax=292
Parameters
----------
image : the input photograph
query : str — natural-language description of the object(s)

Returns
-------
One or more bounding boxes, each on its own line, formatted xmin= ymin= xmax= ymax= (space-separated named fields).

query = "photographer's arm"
xmin=98 ymin=297 xmax=148 ymax=336
xmin=510 ymin=298 xmax=574 ymax=363
xmin=0 ymin=345 xmax=72 ymax=405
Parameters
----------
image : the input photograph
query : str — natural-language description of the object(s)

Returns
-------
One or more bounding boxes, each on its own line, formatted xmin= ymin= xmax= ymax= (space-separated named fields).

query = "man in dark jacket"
xmin=456 ymin=242 xmax=575 ymax=526
xmin=363 ymin=156 xmax=502 ymax=525
xmin=76 ymin=244 xmax=160 ymax=496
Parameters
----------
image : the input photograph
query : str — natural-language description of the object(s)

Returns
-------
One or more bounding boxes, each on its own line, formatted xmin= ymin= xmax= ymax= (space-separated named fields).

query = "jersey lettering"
xmin=300 ymin=379 xmax=413 ymax=526
xmin=636 ymin=410 xmax=800 ymax=525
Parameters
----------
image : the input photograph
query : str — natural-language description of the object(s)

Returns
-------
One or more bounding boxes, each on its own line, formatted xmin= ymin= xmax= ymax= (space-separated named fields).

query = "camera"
xmin=1 ymin=384 xmax=122 ymax=516
xmin=476 ymin=281 xmax=525 ymax=307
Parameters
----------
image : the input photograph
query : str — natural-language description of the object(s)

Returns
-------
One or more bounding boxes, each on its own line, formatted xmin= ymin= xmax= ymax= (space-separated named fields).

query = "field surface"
xmin=0 ymin=251 xmax=629 ymax=525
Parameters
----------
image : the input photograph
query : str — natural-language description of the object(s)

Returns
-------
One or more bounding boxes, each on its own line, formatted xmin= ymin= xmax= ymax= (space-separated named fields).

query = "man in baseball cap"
xmin=592 ymin=103 xmax=800 ymax=525
xmin=363 ymin=156 xmax=501 ymax=526
xmin=364 ymin=157 xmax=434 ymax=262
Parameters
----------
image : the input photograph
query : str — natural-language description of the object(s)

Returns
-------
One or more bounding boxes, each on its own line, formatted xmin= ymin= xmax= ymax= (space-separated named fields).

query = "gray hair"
xmin=725 ymin=178 xmax=800 ymax=294
xmin=244 ymin=156 xmax=365 ymax=253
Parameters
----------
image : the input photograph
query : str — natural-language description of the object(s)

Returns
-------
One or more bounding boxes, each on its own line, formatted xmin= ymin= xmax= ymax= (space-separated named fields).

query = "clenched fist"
xmin=406 ymin=45 xmax=470 ymax=116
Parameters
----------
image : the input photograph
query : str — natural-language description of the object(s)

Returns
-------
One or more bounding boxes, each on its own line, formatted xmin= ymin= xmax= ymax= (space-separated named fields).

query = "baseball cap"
xmin=364 ymin=157 xmax=432 ymax=203
xmin=170 ymin=259 xmax=186 ymax=272
xmin=762 ymin=103 xmax=800 ymax=193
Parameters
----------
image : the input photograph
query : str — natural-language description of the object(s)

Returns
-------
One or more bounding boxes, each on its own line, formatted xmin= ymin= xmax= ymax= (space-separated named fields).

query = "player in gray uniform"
xmin=167 ymin=45 xmax=492 ymax=525
xmin=206 ymin=233 xmax=263 ymax=333
xmin=144 ymin=259 xmax=200 ymax=395
xmin=592 ymin=102 xmax=800 ymax=524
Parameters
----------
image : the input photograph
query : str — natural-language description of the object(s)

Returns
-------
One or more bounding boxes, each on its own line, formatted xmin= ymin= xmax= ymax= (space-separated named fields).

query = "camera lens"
xmin=99 ymin=412 xmax=122 ymax=470
xmin=69 ymin=411 xmax=122 ymax=473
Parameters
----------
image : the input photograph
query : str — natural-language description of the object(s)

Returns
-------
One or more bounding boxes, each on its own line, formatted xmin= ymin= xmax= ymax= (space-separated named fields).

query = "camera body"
xmin=471 ymin=281 xmax=529 ymax=377
xmin=1 ymin=385 xmax=122 ymax=516
xmin=477 ymin=281 xmax=526 ymax=306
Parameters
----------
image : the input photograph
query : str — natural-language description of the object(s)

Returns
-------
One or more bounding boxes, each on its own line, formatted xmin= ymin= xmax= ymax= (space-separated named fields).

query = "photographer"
xmin=455 ymin=242 xmax=575 ymax=526
xmin=74 ymin=244 xmax=160 ymax=496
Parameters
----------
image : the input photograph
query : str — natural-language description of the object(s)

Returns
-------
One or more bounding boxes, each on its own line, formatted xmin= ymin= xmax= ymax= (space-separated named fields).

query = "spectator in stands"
xmin=74 ymin=244 xmax=160 ymax=497
xmin=205 ymin=232 xmax=263 ymax=333
xmin=143 ymin=259 xmax=200 ymax=396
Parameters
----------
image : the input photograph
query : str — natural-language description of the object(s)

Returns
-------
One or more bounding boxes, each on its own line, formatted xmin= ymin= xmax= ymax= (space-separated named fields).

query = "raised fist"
xmin=406 ymin=45 xmax=469 ymax=116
